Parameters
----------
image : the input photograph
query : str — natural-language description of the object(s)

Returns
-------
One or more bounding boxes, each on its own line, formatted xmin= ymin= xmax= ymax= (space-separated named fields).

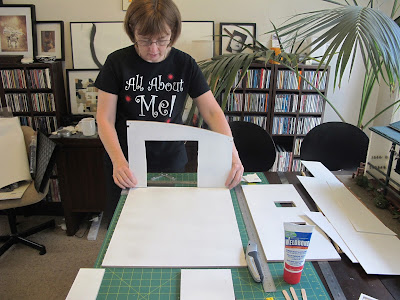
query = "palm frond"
xmin=272 ymin=5 xmax=400 ymax=89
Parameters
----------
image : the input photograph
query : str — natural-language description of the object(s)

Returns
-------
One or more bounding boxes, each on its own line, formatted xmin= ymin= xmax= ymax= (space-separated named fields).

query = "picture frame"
xmin=66 ymin=69 xmax=100 ymax=116
xmin=122 ymin=0 xmax=131 ymax=11
xmin=0 ymin=4 xmax=36 ymax=58
xmin=219 ymin=23 xmax=256 ymax=55
xmin=70 ymin=22 xmax=131 ymax=69
xmin=36 ymin=21 xmax=64 ymax=60
xmin=174 ymin=21 xmax=214 ymax=62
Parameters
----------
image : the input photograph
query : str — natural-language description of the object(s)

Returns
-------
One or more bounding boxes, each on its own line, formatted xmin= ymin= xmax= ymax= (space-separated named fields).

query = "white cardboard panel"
xmin=301 ymin=161 xmax=395 ymax=235
xmin=66 ymin=268 xmax=105 ymax=300
xmin=102 ymin=187 xmax=246 ymax=268
xmin=328 ymin=183 xmax=395 ymax=235
xmin=305 ymin=211 xmax=358 ymax=263
xmin=298 ymin=176 xmax=400 ymax=275
xmin=0 ymin=117 xmax=31 ymax=189
xmin=127 ymin=121 xmax=232 ymax=188
xmin=301 ymin=160 xmax=341 ymax=185
xmin=180 ymin=269 xmax=235 ymax=300
xmin=242 ymin=184 xmax=340 ymax=262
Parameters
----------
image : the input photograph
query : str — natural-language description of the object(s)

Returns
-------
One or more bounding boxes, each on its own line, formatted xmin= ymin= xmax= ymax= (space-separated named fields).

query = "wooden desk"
xmin=265 ymin=171 xmax=400 ymax=300
xmin=52 ymin=133 xmax=106 ymax=236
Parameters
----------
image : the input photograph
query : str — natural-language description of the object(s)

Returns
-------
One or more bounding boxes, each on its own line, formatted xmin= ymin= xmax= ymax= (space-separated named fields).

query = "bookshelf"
xmin=0 ymin=61 xmax=67 ymax=134
xmin=224 ymin=64 xmax=272 ymax=130
xmin=223 ymin=63 xmax=329 ymax=172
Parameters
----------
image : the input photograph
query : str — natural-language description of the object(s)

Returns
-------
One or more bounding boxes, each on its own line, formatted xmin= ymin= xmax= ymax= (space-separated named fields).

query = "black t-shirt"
xmin=95 ymin=45 xmax=210 ymax=171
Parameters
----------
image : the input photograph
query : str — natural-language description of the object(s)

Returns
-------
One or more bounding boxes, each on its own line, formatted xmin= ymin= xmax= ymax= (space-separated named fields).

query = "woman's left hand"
xmin=225 ymin=149 xmax=244 ymax=189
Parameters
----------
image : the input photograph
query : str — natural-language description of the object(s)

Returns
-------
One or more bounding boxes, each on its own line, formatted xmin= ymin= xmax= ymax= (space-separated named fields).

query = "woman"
xmin=95 ymin=0 xmax=243 ymax=219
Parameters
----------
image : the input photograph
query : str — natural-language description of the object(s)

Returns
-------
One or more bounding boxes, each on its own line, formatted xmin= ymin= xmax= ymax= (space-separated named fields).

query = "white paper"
xmin=180 ymin=269 xmax=235 ymax=300
xmin=66 ymin=268 xmax=105 ymax=300
xmin=102 ymin=187 xmax=246 ymax=268
xmin=0 ymin=117 xmax=31 ymax=189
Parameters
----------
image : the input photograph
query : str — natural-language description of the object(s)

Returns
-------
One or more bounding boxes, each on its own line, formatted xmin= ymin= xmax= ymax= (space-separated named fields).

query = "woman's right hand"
xmin=112 ymin=158 xmax=137 ymax=189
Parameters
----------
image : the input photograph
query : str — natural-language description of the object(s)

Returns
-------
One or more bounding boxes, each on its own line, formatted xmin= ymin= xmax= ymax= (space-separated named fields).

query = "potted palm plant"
xmin=186 ymin=0 xmax=400 ymax=130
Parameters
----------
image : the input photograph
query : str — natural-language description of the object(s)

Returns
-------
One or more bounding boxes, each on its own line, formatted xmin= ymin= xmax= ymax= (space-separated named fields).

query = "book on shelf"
xmin=272 ymin=145 xmax=293 ymax=172
xmin=296 ymin=117 xmax=321 ymax=135
xmin=272 ymin=116 xmax=296 ymax=135
xmin=302 ymin=70 xmax=327 ymax=91
xmin=274 ymin=94 xmax=298 ymax=112
xmin=299 ymin=94 xmax=323 ymax=113
xmin=244 ymin=93 xmax=268 ymax=112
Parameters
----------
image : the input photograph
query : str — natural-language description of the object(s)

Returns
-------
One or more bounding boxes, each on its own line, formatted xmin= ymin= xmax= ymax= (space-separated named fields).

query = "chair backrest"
xmin=229 ymin=121 xmax=276 ymax=172
xmin=300 ymin=122 xmax=369 ymax=171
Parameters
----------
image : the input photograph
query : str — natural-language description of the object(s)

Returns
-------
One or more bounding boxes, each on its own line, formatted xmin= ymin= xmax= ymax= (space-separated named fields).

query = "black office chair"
xmin=230 ymin=121 xmax=276 ymax=171
xmin=300 ymin=122 xmax=369 ymax=171
xmin=0 ymin=126 xmax=57 ymax=256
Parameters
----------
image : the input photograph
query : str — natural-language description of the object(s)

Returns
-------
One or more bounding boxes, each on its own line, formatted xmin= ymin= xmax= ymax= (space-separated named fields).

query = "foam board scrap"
xmin=180 ymin=269 xmax=235 ymax=300
xmin=66 ymin=268 xmax=105 ymax=300
xmin=298 ymin=176 xmax=400 ymax=275
xmin=305 ymin=211 xmax=358 ymax=263
xmin=327 ymin=182 xmax=395 ymax=235
xmin=102 ymin=187 xmax=246 ymax=268
xmin=301 ymin=160 xmax=341 ymax=185
xmin=242 ymin=184 xmax=340 ymax=262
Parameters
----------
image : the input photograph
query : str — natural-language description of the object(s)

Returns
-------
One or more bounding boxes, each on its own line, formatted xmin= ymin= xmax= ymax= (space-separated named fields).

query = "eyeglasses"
xmin=135 ymin=39 xmax=171 ymax=47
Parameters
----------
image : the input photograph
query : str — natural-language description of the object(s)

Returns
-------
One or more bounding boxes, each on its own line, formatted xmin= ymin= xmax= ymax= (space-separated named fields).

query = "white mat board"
xmin=180 ymin=269 xmax=235 ymax=300
xmin=301 ymin=160 xmax=341 ymax=185
xmin=298 ymin=176 xmax=400 ymax=275
xmin=301 ymin=161 xmax=394 ymax=235
xmin=305 ymin=211 xmax=358 ymax=263
xmin=242 ymin=184 xmax=340 ymax=262
xmin=102 ymin=187 xmax=246 ymax=268
xmin=328 ymin=182 xmax=395 ymax=235
xmin=0 ymin=117 xmax=31 ymax=189
xmin=127 ymin=121 xmax=232 ymax=188
xmin=66 ymin=268 xmax=105 ymax=300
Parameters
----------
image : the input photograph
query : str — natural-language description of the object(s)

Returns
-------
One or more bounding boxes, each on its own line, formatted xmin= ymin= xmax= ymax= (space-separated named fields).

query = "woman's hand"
xmin=112 ymin=158 xmax=137 ymax=189
xmin=225 ymin=149 xmax=244 ymax=189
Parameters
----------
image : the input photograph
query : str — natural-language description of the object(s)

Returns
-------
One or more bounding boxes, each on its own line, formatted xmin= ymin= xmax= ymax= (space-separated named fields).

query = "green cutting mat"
xmin=94 ymin=173 xmax=331 ymax=300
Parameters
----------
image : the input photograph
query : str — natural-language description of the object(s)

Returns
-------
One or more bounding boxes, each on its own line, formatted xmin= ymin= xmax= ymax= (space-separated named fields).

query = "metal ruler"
xmin=318 ymin=261 xmax=347 ymax=300
xmin=234 ymin=185 xmax=276 ymax=292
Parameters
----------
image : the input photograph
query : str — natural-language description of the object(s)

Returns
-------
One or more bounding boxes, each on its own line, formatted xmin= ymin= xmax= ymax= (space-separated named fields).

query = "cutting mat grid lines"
xmin=95 ymin=173 xmax=331 ymax=299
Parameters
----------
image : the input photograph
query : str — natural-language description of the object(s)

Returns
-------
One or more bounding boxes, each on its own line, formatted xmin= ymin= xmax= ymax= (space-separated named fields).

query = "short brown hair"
xmin=124 ymin=0 xmax=182 ymax=45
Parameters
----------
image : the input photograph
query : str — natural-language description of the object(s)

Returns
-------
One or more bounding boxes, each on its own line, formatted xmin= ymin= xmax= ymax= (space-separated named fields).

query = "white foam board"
xmin=299 ymin=176 xmax=400 ymax=275
xmin=301 ymin=161 xmax=395 ymax=235
xmin=305 ymin=211 xmax=358 ymax=263
xmin=127 ymin=121 xmax=232 ymax=188
xmin=180 ymin=269 xmax=235 ymax=300
xmin=102 ymin=187 xmax=246 ymax=268
xmin=242 ymin=184 xmax=340 ymax=262
xmin=66 ymin=268 xmax=105 ymax=300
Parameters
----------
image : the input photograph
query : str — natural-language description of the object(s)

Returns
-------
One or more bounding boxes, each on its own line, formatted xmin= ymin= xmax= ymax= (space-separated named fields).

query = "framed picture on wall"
xmin=67 ymin=69 xmax=100 ymax=116
xmin=70 ymin=22 xmax=132 ymax=69
xmin=219 ymin=23 xmax=256 ymax=55
xmin=122 ymin=0 xmax=132 ymax=10
xmin=36 ymin=21 xmax=64 ymax=60
xmin=0 ymin=4 xmax=36 ymax=58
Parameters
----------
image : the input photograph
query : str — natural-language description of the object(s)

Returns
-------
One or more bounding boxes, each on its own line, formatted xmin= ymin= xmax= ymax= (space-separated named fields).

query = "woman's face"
xmin=134 ymin=27 xmax=172 ymax=63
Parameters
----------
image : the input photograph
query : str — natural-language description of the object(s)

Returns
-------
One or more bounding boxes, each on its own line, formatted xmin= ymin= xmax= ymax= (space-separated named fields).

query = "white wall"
xmin=2 ymin=0 xmax=396 ymax=129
